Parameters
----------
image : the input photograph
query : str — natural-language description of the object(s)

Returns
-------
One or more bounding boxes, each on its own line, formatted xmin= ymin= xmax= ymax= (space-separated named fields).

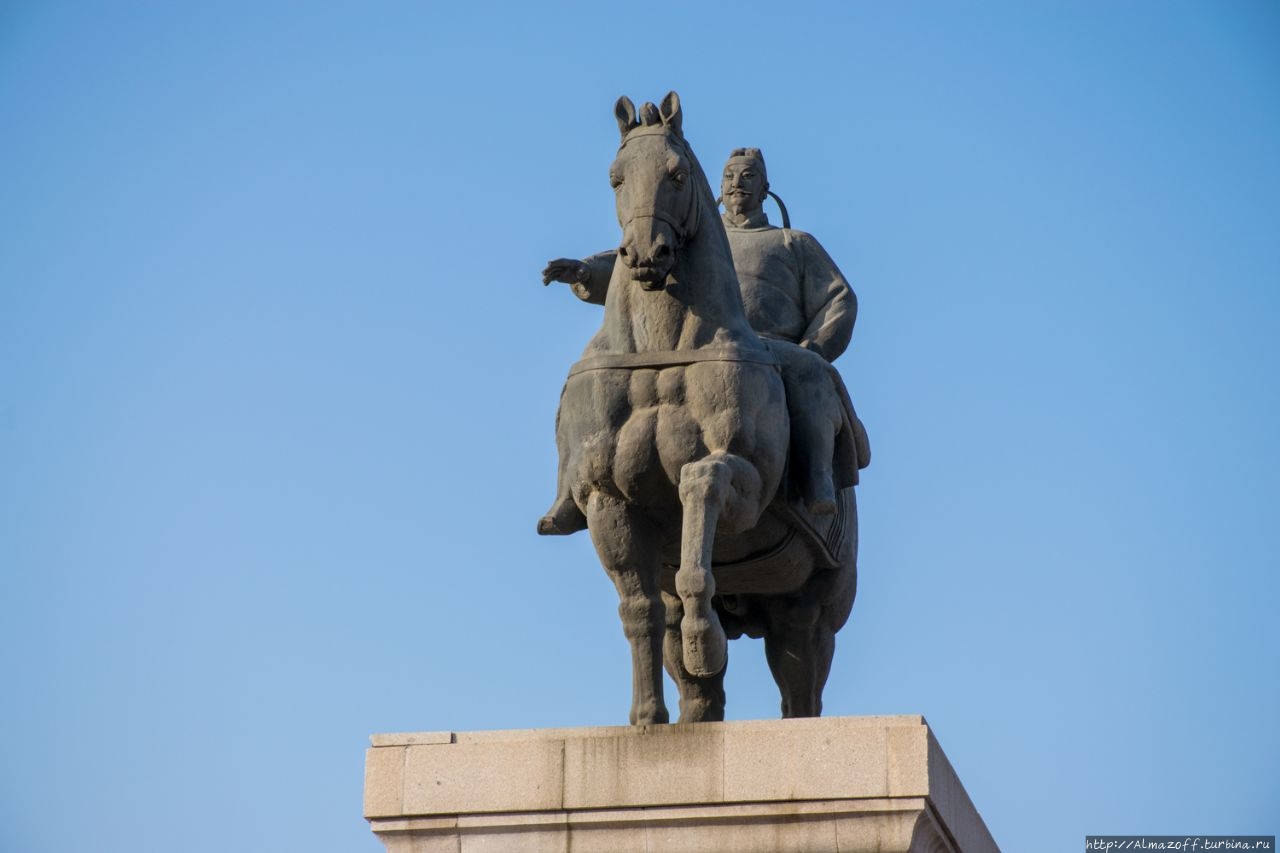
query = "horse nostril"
xmin=618 ymin=245 xmax=630 ymax=259
xmin=654 ymin=244 xmax=670 ymax=259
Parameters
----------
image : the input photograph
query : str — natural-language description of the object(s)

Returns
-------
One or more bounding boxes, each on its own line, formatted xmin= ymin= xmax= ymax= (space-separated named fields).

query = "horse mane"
xmin=680 ymin=136 xmax=732 ymax=259
xmin=675 ymin=133 xmax=746 ymax=317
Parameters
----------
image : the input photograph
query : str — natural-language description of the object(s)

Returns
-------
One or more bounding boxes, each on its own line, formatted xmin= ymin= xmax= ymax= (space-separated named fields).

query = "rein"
xmin=624 ymin=209 xmax=692 ymax=245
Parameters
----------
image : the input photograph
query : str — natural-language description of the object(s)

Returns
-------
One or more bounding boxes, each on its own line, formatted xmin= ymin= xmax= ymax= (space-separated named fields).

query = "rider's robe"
xmin=722 ymin=212 xmax=856 ymax=364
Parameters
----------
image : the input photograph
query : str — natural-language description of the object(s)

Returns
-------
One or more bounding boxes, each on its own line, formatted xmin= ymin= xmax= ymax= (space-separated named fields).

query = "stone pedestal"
xmin=364 ymin=714 xmax=999 ymax=852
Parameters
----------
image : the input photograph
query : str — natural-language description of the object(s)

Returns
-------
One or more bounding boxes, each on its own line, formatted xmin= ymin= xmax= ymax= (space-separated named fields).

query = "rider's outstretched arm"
xmin=542 ymin=250 xmax=617 ymax=305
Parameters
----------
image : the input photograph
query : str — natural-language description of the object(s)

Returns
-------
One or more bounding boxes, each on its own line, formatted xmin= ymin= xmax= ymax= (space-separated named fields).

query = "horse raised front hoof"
xmin=682 ymin=613 xmax=728 ymax=677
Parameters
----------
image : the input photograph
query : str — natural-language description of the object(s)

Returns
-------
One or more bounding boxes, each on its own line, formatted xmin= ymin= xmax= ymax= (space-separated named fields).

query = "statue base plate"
xmin=364 ymin=715 xmax=998 ymax=852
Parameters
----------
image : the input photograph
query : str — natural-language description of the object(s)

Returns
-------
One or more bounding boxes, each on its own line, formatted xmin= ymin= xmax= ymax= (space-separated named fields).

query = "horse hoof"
xmin=682 ymin=615 xmax=727 ymax=677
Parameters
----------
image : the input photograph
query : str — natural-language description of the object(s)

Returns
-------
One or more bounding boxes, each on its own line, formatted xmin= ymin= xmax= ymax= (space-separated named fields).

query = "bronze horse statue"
xmin=549 ymin=92 xmax=858 ymax=724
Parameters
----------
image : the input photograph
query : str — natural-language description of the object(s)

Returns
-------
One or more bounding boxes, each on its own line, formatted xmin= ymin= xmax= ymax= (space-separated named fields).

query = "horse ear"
xmin=659 ymin=91 xmax=682 ymax=136
xmin=615 ymin=96 xmax=638 ymax=140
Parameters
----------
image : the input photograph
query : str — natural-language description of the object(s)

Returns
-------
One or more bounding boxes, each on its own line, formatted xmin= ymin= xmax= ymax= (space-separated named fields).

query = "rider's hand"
xmin=542 ymin=258 xmax=591 ymax=287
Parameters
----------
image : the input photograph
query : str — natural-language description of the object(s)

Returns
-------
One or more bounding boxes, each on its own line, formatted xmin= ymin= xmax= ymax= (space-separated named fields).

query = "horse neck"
xmin=602 ymin=165 xmax=759 ymax=354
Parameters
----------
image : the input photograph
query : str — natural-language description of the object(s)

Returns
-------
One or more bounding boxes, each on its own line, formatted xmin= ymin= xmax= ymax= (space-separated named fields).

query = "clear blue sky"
xmin=2 ymin=2 xmax=1276 ymax=850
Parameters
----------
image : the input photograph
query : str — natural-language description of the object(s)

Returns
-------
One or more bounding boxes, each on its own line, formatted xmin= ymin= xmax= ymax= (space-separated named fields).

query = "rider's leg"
xmin=777 ymin=349 xmax=839 ymax=516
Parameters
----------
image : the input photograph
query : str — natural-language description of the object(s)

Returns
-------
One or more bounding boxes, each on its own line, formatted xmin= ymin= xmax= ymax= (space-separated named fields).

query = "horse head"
xmin=610 ymin=92 xmax=706 ymax=292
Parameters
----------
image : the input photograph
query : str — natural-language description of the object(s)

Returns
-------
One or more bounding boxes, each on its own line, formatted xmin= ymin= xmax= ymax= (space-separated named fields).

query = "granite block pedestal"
xmin=364 ymin=715 xmax=998 ymax=852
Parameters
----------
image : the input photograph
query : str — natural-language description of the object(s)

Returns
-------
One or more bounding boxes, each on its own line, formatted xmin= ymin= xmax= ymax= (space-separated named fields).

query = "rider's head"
xmin=721 ymin=148 xmax=769 ymax=219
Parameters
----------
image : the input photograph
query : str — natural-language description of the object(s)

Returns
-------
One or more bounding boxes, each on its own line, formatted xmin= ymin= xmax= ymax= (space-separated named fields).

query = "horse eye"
xmin=672 ymin=171 xmax=688 ymax=186
xmin=610 ymin=174 xmax=623 ymax=189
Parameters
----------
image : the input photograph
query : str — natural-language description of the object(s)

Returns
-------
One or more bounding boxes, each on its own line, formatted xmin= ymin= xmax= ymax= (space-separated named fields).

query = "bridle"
xmin=615 ymin=128 xmax=701 ymax=249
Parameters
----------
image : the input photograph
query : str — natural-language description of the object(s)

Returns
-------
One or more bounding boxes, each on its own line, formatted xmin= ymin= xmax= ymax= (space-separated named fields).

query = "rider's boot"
xmin=538 ymin=493 xmax=588 ymax=535
xmin=801 ymin=465 xmax=837 ymax=516
xmin=772 ymin=343 xmax=839 ymax=517
xmin=793 ymin=411 xmax=837 ymax=516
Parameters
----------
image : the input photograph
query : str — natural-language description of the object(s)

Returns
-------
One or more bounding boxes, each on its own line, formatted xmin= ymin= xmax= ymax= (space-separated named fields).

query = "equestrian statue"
xmin=540 ymin=92 xmax=869 ymax=725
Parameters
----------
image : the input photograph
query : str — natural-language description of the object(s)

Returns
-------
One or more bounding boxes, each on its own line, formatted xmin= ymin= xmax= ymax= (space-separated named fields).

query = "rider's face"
xmin=721 ymin=162 xmax=766 ymax=216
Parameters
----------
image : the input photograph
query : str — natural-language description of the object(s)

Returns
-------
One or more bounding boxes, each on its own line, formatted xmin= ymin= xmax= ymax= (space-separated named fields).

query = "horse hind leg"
xmin=586 ymin=491 xmax=669 ymax=725
xmin=662 ymin=591 xmax=726 ymax=722
xmin=761 ymin=595 xmax=830 ymax=718
xmin=762 ymin=488 xmax=858 ymax=718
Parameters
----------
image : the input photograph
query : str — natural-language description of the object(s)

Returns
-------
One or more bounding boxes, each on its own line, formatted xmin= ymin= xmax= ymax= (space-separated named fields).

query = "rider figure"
xmin=540 ymin=147 xmax=864 ymax=535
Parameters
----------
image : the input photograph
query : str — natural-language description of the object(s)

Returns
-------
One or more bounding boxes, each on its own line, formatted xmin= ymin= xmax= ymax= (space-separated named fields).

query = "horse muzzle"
xmin=632 ymin=264 xmax=672 ymax=290
xmin=619 ymin=219 xmax=678 ymax=290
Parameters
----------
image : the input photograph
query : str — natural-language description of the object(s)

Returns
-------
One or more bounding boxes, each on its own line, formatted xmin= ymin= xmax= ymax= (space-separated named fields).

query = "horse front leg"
xmin=586 ymin=491 xmax=669 ymax=725
xmin=676 ymin=451 xmax=764 ymax=678
xmin=662 ymin=590 xmax=726 ymax=722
